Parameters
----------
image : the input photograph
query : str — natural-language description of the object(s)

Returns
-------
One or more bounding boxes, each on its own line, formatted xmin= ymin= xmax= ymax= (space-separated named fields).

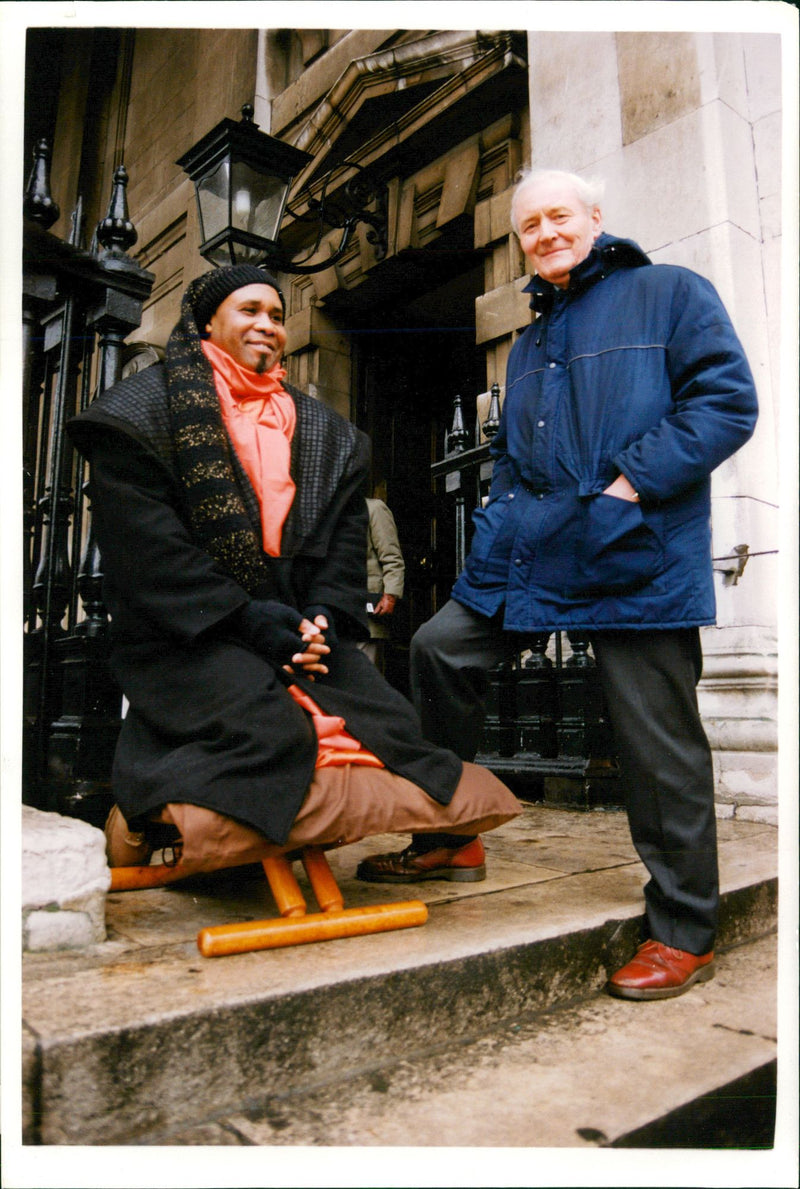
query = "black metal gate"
xmin=22 ymin=139 xmax=153 ymax=826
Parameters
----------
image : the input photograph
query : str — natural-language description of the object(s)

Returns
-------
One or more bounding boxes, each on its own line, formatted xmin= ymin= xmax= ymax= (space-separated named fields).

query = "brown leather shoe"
xmin=104 ymin=804 xmax=152 ymax=867
xmin=607 ymin=939 xmax=715 ymax=1000
xmin=356 ymin=837 xmax=486 ymax=883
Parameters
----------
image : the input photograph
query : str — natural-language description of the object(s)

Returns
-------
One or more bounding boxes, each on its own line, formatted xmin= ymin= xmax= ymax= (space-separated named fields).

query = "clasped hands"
xmin=286 ymin=613 xmax=331 ymax=679
xmin=233 ymin=600 xmax=332 ymax=680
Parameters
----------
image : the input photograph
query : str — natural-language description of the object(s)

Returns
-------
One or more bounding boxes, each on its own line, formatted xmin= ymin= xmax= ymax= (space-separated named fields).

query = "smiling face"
xmin=205 ymin=283 xmax=287 ymax=373
xmin=515 ymin=177 xmax=602 ymax=289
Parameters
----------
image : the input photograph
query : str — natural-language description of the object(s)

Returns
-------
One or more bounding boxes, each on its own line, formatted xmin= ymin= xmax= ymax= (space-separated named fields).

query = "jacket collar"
xmin=523 ymin=232 xmax=651 ymax=314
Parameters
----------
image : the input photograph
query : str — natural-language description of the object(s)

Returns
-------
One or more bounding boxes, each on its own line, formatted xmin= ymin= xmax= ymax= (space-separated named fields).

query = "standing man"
xmin=357 ymin=169 xmax=758 ymax=1000
xmin=68 ymin=265 xmax=520 ymax=874
xmin=361 ymin=493 xmax=405 ymax=668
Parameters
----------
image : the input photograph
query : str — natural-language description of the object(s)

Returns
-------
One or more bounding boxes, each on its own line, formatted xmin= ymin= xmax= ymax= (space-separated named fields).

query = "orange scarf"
xmin=287 ymin=684 xmax=384 ymax=769
xmin=202 ymin=339 xmax=296 ymax=557
xmin=202 ymin=339 xmax=380 ymax=769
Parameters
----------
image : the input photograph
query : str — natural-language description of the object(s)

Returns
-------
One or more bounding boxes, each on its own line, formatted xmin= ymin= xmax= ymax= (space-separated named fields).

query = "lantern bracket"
xmin=178 ymin=106 xmax=387 ymax=274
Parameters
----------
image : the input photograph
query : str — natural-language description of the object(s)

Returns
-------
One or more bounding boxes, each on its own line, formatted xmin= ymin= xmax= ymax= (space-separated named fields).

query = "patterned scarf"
xmin=164 ymin=276 xmax=278 ymax=594
xmin=201 ymin=339 xmax=296 ymax=558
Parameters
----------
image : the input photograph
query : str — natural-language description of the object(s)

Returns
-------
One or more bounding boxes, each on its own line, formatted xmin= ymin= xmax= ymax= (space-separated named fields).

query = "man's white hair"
xmin=510 ymin=168 xmax=606 ymax=236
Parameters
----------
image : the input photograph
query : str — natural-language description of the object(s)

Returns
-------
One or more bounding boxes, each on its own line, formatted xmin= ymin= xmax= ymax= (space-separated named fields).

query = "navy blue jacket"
xmin=452 ymin=233 xmax=758 ymax=632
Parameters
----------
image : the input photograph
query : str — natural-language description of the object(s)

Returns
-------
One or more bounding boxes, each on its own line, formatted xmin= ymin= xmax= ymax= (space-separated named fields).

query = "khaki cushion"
xmin=158 ymin=762 xmax=521 ymax=875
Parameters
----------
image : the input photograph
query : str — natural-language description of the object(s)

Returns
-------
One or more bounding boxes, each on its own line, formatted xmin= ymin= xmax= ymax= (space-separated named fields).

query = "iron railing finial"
xmin=96 ymin=165 xmax=137 ymax=256
xmin=24 ymin=138 xmax=60 ymax=229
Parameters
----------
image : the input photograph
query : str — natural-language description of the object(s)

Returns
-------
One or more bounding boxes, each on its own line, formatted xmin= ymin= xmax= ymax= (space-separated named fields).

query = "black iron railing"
xmin=23 ymin=140 xmax=153 ymax=825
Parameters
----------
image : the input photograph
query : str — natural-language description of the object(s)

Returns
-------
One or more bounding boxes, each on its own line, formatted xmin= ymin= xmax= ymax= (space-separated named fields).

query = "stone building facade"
xmin=24 ymin=25 xmax=785 ymax=822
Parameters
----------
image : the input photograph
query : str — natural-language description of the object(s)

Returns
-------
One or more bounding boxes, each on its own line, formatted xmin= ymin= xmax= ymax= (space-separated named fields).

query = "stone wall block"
xmin=436 ymin=143 xmax=481 ymax=229
xmin=474 ymin=188 xmax=515 ymax=250
xmin=711 ymin=500 xmax=779 ymax=630
xmin=758 ymin=188 xmax=781 ymax=247
xmin=734 ymin=804 xmax=778 ymax=826
xmin=304 ymin=236 xmax=341 ymax=301
xmin=704 ymin=719 xmax=777 ymax=754
xmin=22 ymin=807 xmax=110 ymax=951
xmin=489 ymin=189 xmax=515 ymax=243
xmin=713 ymin=751 xmax=778 ymax=820
xmin=600 ymin=103 xmax=760 ymax=255
xmin=484 ymin=337 xmax=516 ymax=394
xmin=761 ymin=228 xmax=782 ymax=425
xmin=135 ymin=178 xmax=193 ymax=266
xmin=475 ymin=278 xmax=531 ymax=345
xmin=356 ymin=222 xmax=380 ymax=273
xmin=704 ymin=33 xmax=749 ymax=114
xmin=286 ymin=307 xmax=350 ymax=359
xmin=617 ymin=31 xmax=701 ymax=145
xmin=25 ymin=910 xmax=101 ymax=952
xmin=285 ymin=306 xmax=313 ymax=356
xmin=529 ymin=32 xmax=622 ymax=169
xmin=753 ymin=109 xmax=782 ymax=207
xmin=473 ymin=197 xmax=492 ymax=249
xmin=395 ymin=178 xmax=419 ymax=253
xmin=742 ymin=33 xmax=783 ymax=122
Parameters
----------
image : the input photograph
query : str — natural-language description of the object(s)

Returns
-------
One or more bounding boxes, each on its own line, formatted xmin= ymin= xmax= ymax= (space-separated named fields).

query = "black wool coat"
xmin=68 ymin=366 xmax=461 ymax=843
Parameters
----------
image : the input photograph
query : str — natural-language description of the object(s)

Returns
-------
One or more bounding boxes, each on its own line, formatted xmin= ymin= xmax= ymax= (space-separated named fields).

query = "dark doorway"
xmin=351 ymin=260 xmax=486 ymax=694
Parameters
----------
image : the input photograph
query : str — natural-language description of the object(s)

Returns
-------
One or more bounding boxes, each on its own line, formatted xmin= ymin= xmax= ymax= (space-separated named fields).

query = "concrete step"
xmin=22 ymin=806 xmax=778 ymax=1146
xmin=158 ymin=932 xmax=779 ymax=1150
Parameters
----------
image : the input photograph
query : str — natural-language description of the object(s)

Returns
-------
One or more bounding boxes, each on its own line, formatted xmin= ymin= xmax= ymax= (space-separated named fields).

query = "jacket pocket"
xmin=465 ymin=492 xmax=517 ymax=581
xmin=564 ymin=494 xmax=663 ymax=598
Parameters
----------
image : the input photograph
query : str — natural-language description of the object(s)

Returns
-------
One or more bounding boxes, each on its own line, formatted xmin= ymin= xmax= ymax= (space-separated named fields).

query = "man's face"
xmin=515 ymin=178 xmax=602 ymax=289
xmin=206 ymin=283 xmax=287 ymax=373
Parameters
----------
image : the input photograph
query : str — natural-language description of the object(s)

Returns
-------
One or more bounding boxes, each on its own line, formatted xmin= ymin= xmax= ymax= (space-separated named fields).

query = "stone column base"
xmin=700 ymin=625 xmax=778 ymax=825
xmin=22 ymin=806 xmax=110 ymax=951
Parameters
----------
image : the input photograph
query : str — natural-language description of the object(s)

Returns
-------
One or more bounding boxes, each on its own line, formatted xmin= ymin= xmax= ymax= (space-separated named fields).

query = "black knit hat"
xmin=189 ymin=265 xmax=286 ymax=335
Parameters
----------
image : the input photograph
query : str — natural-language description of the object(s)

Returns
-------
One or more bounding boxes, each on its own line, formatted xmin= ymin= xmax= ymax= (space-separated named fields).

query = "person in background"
xmin=357 ymin=169 xmax=758 ymax=1001
xmin=360 ymin=492 xmax=405 ymax=669
xmin=68 ymin=265 xmax=521 ymax=877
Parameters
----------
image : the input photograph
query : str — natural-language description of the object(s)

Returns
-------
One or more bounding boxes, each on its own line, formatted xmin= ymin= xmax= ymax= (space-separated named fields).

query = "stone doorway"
xmin=351 ymin=259 xmax=486 ymax=694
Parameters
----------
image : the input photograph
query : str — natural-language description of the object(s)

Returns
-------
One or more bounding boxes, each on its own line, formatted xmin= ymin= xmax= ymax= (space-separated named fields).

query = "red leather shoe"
xmin=356 ymin=837 xmax=486 ymax=883
xmin=607 ymin=940 xmax=715 ymax=1000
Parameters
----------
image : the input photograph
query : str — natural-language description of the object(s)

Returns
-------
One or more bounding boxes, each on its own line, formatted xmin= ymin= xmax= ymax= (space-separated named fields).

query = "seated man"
xmin=68 ymin=265 xmax=520 ymax=877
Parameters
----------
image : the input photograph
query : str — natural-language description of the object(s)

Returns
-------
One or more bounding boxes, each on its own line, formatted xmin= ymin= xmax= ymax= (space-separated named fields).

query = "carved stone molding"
xmin=292 ymin=31 xmax=525 ymax=175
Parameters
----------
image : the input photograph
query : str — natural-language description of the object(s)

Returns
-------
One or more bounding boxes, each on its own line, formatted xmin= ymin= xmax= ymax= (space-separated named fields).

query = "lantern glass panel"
xmin=230 ymin=161 xmax=288 ymax=243
xmin=196 ymin=160 xmax=231 ymax=244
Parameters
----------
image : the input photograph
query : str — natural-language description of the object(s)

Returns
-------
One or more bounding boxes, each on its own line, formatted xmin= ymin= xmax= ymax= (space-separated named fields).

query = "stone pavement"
xmin=19 ymin=801 xmax=786 ymax=1162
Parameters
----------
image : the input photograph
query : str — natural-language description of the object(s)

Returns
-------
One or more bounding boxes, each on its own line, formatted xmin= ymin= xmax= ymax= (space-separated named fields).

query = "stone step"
xmin=160 ymin=932 xmax=779 ymax=1150
xmin=21 ymin=806 xmax=778 ymax=1146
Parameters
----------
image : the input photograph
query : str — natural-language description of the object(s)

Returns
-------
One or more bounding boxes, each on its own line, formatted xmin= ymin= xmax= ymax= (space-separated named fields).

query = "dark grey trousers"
xmin=410 ymin=599 xmax=718 ymax=954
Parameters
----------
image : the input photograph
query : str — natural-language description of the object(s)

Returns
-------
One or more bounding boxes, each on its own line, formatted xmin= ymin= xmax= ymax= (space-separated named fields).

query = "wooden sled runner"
xmin=109 ymin=845 xmax=428 ymax=956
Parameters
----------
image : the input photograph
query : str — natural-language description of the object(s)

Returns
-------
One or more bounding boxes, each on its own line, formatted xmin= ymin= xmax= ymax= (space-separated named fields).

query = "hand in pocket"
xmin=565 ymin=494 xmax=663 ymax=597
